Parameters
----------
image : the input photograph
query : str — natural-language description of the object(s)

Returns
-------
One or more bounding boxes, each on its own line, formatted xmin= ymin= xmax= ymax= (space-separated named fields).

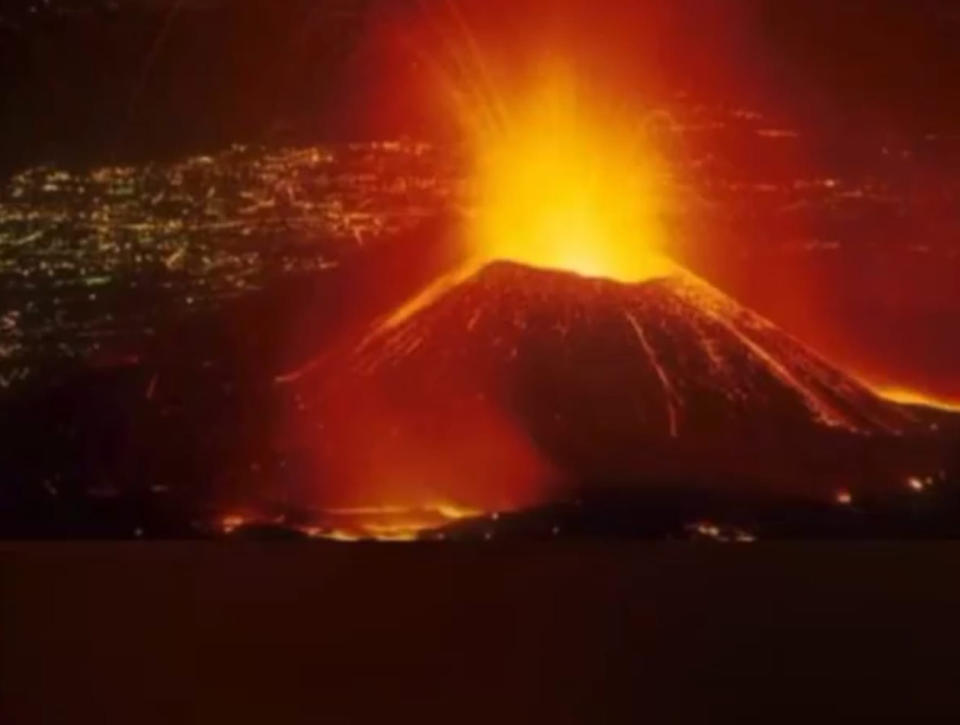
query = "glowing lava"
xmin=876 ymin=386 xmax=960 ymax=413
xmin=311 ymin=503 xmax=484 ymax=542
xmin=218 ymin=504 xmax=484 ymax=542
xmin=463 ymin=67 xmax=676 ymax=282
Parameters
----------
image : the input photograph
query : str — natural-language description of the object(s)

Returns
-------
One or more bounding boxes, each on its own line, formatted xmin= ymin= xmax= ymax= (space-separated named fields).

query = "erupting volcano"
xmin=270 ymin=54 xmax=957 ymax=536
xmin=258 ymin=7 xmax=960 ymax=540
xmin=282 ymin=255 xmax=948 ymax=523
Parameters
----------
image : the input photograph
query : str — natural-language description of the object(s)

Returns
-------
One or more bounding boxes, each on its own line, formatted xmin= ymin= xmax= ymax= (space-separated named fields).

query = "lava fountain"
xmin=377 ymin=54 xmax=682 ymax=335
xmin=463 ymin=66 xmax=677 ymax=282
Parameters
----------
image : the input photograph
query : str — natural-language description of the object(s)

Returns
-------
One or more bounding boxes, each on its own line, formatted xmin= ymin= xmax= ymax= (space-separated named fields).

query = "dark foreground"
xmin=2 ymin=543 xmax=960 ymax=722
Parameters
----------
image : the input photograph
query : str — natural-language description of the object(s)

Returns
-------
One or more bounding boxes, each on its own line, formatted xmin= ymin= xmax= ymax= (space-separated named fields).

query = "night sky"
xmin=2 ymin=0 xmax=960 ymax=169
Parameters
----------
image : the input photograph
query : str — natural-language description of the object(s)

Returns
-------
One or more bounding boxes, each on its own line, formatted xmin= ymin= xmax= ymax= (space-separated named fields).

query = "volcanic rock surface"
xmin=286 ymin=261 xmax=951 ymax=503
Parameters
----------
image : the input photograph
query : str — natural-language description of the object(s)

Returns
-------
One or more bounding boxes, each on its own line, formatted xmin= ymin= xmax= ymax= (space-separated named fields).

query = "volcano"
xmin=281 ymin=260 xmax=954 ymax=512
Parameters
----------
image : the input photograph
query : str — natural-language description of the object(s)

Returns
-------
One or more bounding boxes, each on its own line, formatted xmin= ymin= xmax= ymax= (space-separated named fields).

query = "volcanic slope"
xmin=283 ymin=261 xmax=948 ymax=500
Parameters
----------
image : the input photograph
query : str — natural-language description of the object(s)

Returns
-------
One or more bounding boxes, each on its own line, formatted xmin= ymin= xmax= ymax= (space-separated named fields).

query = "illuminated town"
xmin=0 ymin=139 xmax=457 ymax=390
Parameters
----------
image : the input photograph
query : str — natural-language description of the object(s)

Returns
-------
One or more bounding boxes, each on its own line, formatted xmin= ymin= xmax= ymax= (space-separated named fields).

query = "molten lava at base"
xmin=219 ymin=504 xmax=484 ymax=542
xmin=875 ymin=387 xmax=960 ymax=414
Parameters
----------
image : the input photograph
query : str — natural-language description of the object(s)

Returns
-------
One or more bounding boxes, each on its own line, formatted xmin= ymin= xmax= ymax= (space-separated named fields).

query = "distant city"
xmin=0 ymin=139 xmax=459 ymax=390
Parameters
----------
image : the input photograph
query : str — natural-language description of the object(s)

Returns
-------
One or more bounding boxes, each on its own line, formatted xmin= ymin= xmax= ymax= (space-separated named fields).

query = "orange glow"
xmin=219 ymin=504 xmax=484 ymax=542
xmin=295 ymin=360 xmax=557 ymax=529
xmin=462 ymin=65 xmax=676 ymax=282
xmin=270 ymin=2 xmax=960 ymax=541
xmin=322 ymin=530 xmax=363 ymax=542
xmin=876 ymin=386 xmax=960 ymax=413
xmin=220 ymin=515 xmax=246 ymax=534
xmin=346 ymin=1 xmax=960 ymax=413
xmin=309 ymin=503 xmax=483 ymax=542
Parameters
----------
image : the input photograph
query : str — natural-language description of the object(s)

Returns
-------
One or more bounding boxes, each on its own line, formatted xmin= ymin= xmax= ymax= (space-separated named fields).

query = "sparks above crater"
xmin=461 ymin=68 xmax=676 ymax=282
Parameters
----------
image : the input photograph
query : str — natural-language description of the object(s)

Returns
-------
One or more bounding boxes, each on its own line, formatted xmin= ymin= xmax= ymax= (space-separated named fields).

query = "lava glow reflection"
xmin=465 ymin=69 xmax=676 ymax=282
xmin=876 ymin=386 xmax=960 ymax=413
xmin=312 ymin=503 xmax=483 ymax=541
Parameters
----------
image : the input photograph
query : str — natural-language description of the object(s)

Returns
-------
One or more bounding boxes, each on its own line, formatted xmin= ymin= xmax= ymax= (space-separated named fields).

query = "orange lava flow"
xmin=219 ymin=504 xmax=484 ymax=542
xmin=307 ymin=503 xmax=483 ymax=542
xmin=875 ymin=386 xmax=960 ymax=413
